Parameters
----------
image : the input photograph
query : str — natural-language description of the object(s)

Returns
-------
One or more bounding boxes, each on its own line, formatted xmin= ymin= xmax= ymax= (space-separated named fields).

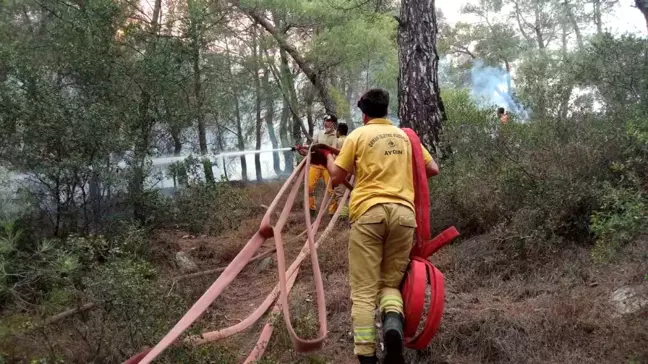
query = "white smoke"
xmin=469 ymin=60 xmax=528 ymax=119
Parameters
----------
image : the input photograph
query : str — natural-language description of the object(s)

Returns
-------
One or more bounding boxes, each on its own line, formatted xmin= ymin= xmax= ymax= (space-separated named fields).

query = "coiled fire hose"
xmin=401 ymin=128 xmax=459 ymax=349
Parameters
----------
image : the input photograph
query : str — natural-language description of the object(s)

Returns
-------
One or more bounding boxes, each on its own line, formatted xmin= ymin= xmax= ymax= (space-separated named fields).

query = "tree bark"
xmin=559 ymin=9 xmax=572 ymax=120
xmin=226 ymin=41 xmax=248 ymax=182
xmin=593 ymin=0 xmax=603 ymax=34
xmin=505 ymin=61 xmax=512 ymax=97
xmin=166 ymin=103 xmax=183 ymax=155
xmin=345 ymin=75 xmax=356 ymax=130
xmin=263 ymin=68 xmax=281 ymax=175
xmin=279 ymin=98 xmax=294 ymax=173
xmin=234 ymin=95 xmax=247 ymax=182
xmin=637 ymin=0 xmax=648 ymax=32
xmin=132 ymin=0 xmax=162 ymax=224
xmin=534 ymin=7 xmax=546 ymax=50
xmin=171 ymin=128 xmax=182 ymax=155
xmin=252 ymin=25 xmax=263 ymax=182
xmin=304 ymin=85 xmax=315 ymax=139
xmin=279 ymin=49 xmax=306 ymax=143
xmin=566 ymin=0 xmax=584 ymax=50
xmin=189 ymin=0 xmax=214 ymax=183
xmin=193 ymin=49 xmax=214 ymax=183
xmin=397 ymin=0 xmax=444 ymax=153
xmin=215 ymin=114 xmax=229 ymax=181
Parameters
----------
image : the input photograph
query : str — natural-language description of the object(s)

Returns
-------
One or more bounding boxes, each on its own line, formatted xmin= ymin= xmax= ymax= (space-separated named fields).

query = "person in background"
xmin=497 ymin=107 xmax=510 ymax=124
xmin=313 ymin=89 xmax=439 ymax=364
xmin=334 ymin=122 xmax=350 ymax=218
xmin=307 ymin=114 xmax=339 ymax=217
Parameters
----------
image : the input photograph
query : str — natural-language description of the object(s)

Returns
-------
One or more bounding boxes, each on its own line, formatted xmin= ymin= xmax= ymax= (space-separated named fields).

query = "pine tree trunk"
xmin=566 ymin=0 xmax=584 ymax=50
xmin=397 ymin=0 xmax=443 ymax=153
xmin=238 ymin=3 xmax=337 ymax=114
xmin=279 ymin=98 xmax=294 ymax=173
xmin=263 ymin=69 xmax=281 ymax=175
xmin=637 ymin=0 xmax=648 ymax=32
xmin=193 ymin=46 xmax=214 ymax=183
xmin=593 ymin=0 xmax=603 ymax=34
xmin=234 ymin=96 xmax=247 ymax=182
xmin=172 ymin=130 xmax=182 ymax=155
xmin=132 ymin=0 xmax=162 ymax=224
xmin=226 ymin=41 xmax=247 ymax=182
xmin=252 ymin=25 xmax=263 ymax=182
xmin=345 ymin=76 xmax=356 ymax=130
xmin=280 ymin=49 xmax=305 ymax=142
xmin=305 ymin=86 xmax=315 ymax=139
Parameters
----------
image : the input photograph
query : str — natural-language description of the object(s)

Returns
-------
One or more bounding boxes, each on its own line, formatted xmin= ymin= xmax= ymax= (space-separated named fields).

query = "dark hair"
xmin=357 ymin=89 xmax=389 ymax=118
xmin=323 ymin=114 xmax=338 ymax=124
xmin=337 ymin=123 xmax=348 ymax=136
xmin=497 ymin=107 xmax=505 ymax=115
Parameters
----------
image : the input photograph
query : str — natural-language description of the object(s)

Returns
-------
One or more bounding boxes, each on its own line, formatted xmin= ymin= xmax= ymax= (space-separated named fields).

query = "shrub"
xmin=590 ymin=183 xmax=647 ymax=262
xmin=160 ymin=182 xmax=249 ymax=235
xmin=431 ymin=89 xmax=628 ymax=254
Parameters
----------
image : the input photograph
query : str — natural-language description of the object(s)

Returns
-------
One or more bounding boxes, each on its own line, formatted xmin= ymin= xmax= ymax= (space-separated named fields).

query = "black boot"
xmin=357 ymin=355 xmax=378 ymax=364
xmin=382 ymin=312 xmax=405 ymax=364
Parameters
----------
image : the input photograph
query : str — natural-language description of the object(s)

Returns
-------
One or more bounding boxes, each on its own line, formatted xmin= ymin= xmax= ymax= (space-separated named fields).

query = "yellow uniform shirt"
xmin=313 ymin=129 xmax=338 ymax=148
xmin=334 ymin=118 xmax=433 ymax=222
xmin=337 ymin=135 xmax=347 ymax=149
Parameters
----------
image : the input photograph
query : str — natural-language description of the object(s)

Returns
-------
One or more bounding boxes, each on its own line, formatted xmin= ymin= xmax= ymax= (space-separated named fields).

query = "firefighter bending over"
xmin=312 ymin=89 xmax=439 ymax=364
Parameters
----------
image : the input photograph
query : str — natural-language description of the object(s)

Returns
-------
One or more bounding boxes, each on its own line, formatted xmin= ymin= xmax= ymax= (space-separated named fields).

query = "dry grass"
xmin=414 ymin=235 xmax=648 ymax=364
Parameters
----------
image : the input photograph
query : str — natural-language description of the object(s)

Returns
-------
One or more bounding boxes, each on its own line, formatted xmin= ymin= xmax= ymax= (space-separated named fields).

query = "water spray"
xmin=116 ymin=147 xmax=300 ymax=168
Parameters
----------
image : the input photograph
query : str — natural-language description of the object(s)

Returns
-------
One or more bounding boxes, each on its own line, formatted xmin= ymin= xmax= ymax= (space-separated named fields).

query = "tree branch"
xmin=231 ymin=0 xmax=337 ymax=114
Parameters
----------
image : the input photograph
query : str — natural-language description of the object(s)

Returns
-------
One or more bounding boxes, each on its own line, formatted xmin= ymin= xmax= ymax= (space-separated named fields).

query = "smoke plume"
xmin=470 ymin=60 xmax=527 ymax=119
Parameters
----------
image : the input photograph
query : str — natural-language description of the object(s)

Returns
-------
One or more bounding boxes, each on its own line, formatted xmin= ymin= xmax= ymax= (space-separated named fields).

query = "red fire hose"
xmin=123 ymin=135 xmax=458 ymax=363
xmin=401 ymin=128 xmax=459 ymax=349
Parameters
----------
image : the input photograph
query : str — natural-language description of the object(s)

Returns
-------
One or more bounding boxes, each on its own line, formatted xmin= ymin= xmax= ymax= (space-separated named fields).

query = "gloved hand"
xmin=293 ymin=144 xmax=308 ymax=156
xmin=310 ymin=144 xmax=335 ymax=166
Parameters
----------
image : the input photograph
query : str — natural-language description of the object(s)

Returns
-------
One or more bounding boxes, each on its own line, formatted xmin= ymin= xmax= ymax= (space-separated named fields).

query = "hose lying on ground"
xmin=123 ymin=146 xmax=350 ymax=364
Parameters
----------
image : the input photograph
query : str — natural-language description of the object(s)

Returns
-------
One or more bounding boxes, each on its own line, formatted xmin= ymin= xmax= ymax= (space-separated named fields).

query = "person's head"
xmin=357 ymin=89 xmax=389 ymax=124
xmin=498 ymin=107 xmax=509 ymax=124
xmin=337 ymin=122 xmax=348 ymax=137
xmin=323 ymin=114 xmax=338 ymax=132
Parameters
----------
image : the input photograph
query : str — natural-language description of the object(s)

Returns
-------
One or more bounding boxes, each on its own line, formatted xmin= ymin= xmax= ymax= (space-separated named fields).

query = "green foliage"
xmin=432 ymin=88 xmax=636 ymax=257
xmin=74 ymin=256 xmax=187 ymax=363
xmin=574 ymin=34 xmax=648 ymax=116
xmin=0 ymin=214 xmax=151 ymax=309
xmin=0 ymin=221 xmax=84 ymax=306
xmin=159 ymin=182 xmax=248 ymax=235
xmin=590 ymin=184 xmax=647 ymax=262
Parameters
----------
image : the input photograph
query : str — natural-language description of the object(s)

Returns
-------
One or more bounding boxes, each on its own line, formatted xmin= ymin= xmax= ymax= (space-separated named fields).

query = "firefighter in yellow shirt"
xmin=307 ymin=114 xmax=339 ymax=216
xmin=313 ymin=89 xmax=439 ymax=364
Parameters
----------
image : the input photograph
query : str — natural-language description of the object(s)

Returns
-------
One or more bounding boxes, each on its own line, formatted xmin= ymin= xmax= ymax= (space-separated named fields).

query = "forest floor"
xmin=2 ymin=182 xmax=647 ymax=363
xmin=144 ymin=182 xmax=648 ymax=364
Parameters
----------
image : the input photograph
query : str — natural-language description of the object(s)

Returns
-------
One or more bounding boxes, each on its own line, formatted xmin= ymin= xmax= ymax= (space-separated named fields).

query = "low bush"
xmin=431 ymin=89 xmax=645 ymax=262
